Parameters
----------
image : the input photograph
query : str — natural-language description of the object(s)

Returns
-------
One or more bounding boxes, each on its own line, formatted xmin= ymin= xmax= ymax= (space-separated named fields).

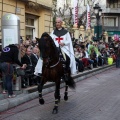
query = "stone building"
xmin=103 ymin=0 xmax=120 ymax=41
xmin=0 ymin=0 xmax=53 ymax=41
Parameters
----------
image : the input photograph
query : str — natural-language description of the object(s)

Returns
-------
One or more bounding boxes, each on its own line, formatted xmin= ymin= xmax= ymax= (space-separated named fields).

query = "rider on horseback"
xmin=34 ymin=18 xmax=77 ymax=80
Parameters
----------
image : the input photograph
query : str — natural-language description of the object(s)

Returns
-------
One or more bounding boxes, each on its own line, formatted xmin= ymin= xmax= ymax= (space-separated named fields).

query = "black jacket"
xmin=0 ymin=44 xmax=22 ymax=66
xmin=21 ymin=54 xmax=32 ymax=66
xmin=21 ymin=54 xmax=38 ymax=69
xmin=31 ymin=54 xmax=38 ymax=68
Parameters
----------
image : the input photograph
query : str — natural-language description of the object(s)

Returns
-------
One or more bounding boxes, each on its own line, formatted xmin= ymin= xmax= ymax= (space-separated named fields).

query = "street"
xmin=0 ymin=67 xmax=120 ymax=120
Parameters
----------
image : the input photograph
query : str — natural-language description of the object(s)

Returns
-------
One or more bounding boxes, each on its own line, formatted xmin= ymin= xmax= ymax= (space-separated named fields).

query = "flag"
xmin=86 ymin=4 xmax=91 ymax=29
xmin=73 ymin=0 xmax=78 ymax=26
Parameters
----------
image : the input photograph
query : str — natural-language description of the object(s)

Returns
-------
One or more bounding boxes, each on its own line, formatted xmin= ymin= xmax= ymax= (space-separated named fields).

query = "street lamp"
xmin=93 ymin=4 xmax=102 ymax=41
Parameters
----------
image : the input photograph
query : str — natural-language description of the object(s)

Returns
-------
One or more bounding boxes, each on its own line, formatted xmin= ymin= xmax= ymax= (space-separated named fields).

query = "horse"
xmin=36 ymin=33 xmax=76 ymax=114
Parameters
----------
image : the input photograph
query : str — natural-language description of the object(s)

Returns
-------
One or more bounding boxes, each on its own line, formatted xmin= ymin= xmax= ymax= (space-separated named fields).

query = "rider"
xmin=50 ymin=17 xmax=77 ymax=75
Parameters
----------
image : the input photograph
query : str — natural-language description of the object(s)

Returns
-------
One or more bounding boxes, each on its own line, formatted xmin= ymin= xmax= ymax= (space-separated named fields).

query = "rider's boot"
xmin=62 ymin=64 xmax=69 ymax=82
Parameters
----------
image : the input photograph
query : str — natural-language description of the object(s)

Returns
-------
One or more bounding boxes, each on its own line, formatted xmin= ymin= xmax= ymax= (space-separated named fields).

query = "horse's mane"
xmin=49 ymin=36 xmax=58 ymax=54
xmin=37 ymin=32 xmax=59 ymax=58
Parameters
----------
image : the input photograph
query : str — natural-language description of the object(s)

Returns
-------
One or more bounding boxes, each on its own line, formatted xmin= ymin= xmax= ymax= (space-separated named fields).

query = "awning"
xmin=107 ymin=31 xmax=120 ymax=36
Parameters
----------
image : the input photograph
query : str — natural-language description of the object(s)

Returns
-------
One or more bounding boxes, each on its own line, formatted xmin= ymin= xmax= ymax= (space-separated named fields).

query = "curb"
xmin=0 ymin=64 xmax=115 ymax=112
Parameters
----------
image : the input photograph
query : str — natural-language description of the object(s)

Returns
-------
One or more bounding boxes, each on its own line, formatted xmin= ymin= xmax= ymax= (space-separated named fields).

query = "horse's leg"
xmin=38 ymin=80 xmax=45 ymax=105
xmin=64 ymin=83 xmax=68 ymax=101
xmin=52 ymin=80 xmax=60 ymax=114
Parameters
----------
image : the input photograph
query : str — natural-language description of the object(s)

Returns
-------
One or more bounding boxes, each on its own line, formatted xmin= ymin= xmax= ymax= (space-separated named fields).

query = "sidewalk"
xmin=0 ymin=64 xmax=115 ymax=112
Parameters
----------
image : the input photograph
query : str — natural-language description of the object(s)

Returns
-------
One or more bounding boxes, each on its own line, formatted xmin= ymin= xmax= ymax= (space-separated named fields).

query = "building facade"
xmin=103 ymin=0 xmax=120 ymax=41
xmin=0 ymin=0 xmax=53 ymax=41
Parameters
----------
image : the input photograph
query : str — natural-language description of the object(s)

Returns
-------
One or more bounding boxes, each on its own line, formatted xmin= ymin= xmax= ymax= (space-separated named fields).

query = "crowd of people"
xmin=20 ymin=39 xmax=40 ymax=88
xmin=72 ymin=39 xmax=119 ymax=72
xmin=0 ymin=37 xmax=119 ymax=97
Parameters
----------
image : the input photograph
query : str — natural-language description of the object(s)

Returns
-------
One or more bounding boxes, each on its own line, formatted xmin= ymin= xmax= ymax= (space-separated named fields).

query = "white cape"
xmin=34 ymin=58 xmax=43 ymax=76
xmin=50 ymin=31 xmax=77 ymax=75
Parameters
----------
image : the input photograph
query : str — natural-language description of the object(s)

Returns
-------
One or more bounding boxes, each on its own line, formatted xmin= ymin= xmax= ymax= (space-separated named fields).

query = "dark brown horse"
xmin=36 ymin=33 xmax=76 ymax=114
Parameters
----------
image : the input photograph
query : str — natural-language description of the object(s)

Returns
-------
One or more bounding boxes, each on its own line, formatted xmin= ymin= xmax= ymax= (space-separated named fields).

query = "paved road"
xmin=0 ymin=67 xmax=120 ymax=120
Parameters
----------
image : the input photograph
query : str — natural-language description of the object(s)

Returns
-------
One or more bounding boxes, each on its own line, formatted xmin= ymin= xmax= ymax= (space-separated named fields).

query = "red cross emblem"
xmin=55 ymin=37 xmax=63 ymax=43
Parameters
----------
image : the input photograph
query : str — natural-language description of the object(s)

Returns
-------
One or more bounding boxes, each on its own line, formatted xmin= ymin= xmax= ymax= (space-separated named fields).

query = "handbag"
xmin=15 ymin=67 xmax=25 ymax=76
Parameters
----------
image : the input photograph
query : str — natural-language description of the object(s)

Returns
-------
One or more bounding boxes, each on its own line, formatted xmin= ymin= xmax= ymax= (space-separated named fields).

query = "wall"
xmin=25 ymin=6 xmax=53 ymax=38
xmin=28 ymin=0 xmax=52 ymax=8
xmin=0 ymin=0 xmax=53 ymax=40
xmin=0 ymin=0 xmax=25 ymax=40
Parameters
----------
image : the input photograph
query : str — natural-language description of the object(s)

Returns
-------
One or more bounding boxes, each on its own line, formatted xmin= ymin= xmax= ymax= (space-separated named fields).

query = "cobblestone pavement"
xmin=0 ymin=67 xmax=120 ymax=120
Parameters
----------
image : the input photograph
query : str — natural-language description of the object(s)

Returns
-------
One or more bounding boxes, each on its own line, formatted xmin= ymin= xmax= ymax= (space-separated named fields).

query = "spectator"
xmin=79 ymin=34 xmax=83 ymax=43
xmin=101 ymin=48 xmax=108 ymax=65
xmin=90 ymin=48 xmax=97 ymax=67
xmin=74 ymin=47 xmax=84 ymax=72
xmin=98 ymin=41 xmax=105 ymax=51
xmin=32 ymin=39 xmax=37 ymax=47
xmin=88 ymin=41 xmax=94 ymax=54
xmin=21 ymin=47 xmax=34 ymax=87
xmin=0 ymin=44 xmax=26 ymax=98
xmin=84 ymin=48 xmax=94 ymax=69
xmin=20 ymin=40 xmax=27 ymax=58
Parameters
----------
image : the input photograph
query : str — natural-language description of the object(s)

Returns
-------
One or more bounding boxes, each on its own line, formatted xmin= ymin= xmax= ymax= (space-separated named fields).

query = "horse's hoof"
xmin=52 ymin=107 xmax=58 ymax=114
xmin=39 ymin=98 xmax=45 ymax=105
xmin=64 ymin=95 xmax=68 ymax=101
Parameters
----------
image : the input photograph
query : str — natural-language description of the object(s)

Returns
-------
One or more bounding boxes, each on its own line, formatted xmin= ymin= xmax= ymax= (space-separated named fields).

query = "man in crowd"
xmin=21 ymin=47 xmax=34 ymax=86
xmin=0 ymin=44 xmax=26 ymax=98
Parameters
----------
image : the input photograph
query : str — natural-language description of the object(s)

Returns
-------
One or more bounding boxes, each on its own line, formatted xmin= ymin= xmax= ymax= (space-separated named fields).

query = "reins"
xmin=49 ymin=58 xmax=60 ymax=68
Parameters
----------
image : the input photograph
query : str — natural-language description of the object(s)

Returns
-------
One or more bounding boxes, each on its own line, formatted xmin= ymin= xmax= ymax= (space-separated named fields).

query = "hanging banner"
xmin=86 ymin=4 xmax=91 ymax=29
xmin=73 ymin=0 xmax=78 ymax=26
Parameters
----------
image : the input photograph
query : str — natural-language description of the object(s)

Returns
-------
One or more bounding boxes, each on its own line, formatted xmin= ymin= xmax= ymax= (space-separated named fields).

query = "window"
xmin=25 ymin=14 xmax=39 ymax=40
xmin=107 ymin=0 xmax=120 ymax=8
xmin=26 ymin=18 xmax=34 ymax=26
xmin=103 ymin=16 xmax=118 ymax=27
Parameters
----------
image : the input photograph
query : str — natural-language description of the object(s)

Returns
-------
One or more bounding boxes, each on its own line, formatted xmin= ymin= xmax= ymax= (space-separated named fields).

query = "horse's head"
xmin=36 ymin=32 xmax=58 ymax=67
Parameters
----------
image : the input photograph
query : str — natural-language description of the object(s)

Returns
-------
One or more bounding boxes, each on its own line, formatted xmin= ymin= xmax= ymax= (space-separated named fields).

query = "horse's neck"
xmin=52 ymin=56 xmax=59 ymax=63
xmin=50 ymin=53 xmax=59 ymax=64
xmin=50 ymin=46 xmax=59 ymax=63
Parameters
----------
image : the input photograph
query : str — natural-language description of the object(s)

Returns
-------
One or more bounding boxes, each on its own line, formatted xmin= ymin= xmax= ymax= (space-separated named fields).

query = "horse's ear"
xmin=35 ymin=37 xmax=40 ymax=42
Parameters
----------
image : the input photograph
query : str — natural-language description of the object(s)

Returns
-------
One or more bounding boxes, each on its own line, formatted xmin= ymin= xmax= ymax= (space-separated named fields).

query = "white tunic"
xmin=50 ymin=30 xmax=77 ymax=75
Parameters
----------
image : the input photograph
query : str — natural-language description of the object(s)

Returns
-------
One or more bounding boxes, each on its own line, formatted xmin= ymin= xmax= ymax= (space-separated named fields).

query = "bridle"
xmin=50 ymin=58 xmax=60 ymax=68
xmin=43 ymin=56 xmax=60 ymax=68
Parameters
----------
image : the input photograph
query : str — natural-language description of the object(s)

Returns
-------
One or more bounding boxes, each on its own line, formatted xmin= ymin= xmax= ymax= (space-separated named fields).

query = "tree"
xmin=52 ymin=0 xmax=74 ymax=33
xmin=52 ymin=0 xmax=102 ymax=30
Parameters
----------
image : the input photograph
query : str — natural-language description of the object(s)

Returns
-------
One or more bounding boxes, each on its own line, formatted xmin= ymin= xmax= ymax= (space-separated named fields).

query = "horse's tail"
xmin=67 ymin=76 xmax=76 ymax=89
